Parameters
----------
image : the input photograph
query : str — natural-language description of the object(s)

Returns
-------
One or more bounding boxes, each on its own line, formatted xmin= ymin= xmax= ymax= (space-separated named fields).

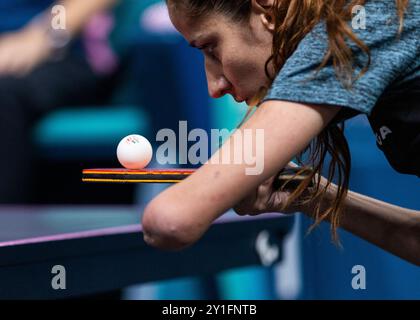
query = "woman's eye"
xmin=201 ymin=45 xmax=218 ymax=61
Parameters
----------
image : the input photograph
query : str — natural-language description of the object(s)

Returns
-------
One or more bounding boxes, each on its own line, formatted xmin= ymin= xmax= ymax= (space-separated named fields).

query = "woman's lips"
xmin=234 ymin=95 xmax=246 ymax=103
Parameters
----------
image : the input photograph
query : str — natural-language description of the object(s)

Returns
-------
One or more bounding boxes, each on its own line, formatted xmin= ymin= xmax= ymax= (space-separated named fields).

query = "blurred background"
xmin=0 ymin=0 xmax=419 ymax=299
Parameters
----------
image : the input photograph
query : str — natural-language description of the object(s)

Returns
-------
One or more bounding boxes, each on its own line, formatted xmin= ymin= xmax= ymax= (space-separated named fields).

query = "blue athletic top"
xmin=264 ymin=1 xmax=420 ymax=177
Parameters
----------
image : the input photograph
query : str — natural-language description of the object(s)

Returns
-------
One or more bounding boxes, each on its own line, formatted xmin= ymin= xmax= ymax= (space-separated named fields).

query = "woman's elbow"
xmin=141 ymin=199 xmax=196 ymax=251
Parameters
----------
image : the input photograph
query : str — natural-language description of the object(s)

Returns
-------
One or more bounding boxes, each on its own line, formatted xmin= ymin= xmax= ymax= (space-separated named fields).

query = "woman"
xmin=142 ymin=0 xmax=420 ymax=265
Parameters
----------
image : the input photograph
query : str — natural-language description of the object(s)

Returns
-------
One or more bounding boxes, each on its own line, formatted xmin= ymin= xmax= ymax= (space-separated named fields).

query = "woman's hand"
xmin=234 ymin=163 xmax=311 ymax=216
xmin=0 ymin=25 xmax=53 ymax=77
xmin=234 ymin=176 xmax=296 ymax=216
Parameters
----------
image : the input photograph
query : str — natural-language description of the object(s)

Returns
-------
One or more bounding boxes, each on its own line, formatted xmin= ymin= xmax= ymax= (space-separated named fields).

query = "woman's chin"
xmin=247 ymin=86 xmax=269 ymax=107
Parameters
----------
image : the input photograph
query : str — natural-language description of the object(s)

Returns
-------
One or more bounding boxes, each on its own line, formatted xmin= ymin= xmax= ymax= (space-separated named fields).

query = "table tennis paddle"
xmin=82 ymin=168 xmax=195 ymax=183
xmin=82 ymin=167 xmax=311 ymax=187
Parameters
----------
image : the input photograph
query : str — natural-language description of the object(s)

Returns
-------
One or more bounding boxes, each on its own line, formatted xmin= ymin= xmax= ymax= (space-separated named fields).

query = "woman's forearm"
xmin=142 ymin=102 xmax=341 ymax=250
xmin=304 ymin=185 xmax=420 ymax=266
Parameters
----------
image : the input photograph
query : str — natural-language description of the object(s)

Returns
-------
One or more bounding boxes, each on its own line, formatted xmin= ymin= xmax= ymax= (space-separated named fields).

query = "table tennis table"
xmin=0 ymin=206 xmax=294 ymax=299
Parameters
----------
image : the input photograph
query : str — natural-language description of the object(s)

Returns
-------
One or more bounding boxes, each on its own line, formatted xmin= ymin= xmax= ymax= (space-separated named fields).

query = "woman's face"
xmin=168 ymin=4 xmax=274 ymax=105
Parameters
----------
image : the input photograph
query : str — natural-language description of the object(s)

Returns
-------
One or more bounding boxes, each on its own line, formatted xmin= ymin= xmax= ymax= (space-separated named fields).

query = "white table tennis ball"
xmin=117 ymin=134 xmax=153 ymax=169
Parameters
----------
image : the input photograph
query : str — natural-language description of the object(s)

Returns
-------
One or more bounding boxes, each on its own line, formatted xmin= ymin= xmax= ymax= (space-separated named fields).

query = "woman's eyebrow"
xmin=189 ymin=33 xmax=214 ymax=48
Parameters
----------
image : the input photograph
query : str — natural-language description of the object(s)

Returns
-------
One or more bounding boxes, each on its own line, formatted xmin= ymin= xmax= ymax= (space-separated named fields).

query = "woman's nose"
xmin=208 ymin=76 xmax=233 ymax=99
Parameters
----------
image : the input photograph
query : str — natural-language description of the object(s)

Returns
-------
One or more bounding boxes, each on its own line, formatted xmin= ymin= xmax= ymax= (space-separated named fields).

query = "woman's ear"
xmin=251 ymin=0 xmax=275 ymax=32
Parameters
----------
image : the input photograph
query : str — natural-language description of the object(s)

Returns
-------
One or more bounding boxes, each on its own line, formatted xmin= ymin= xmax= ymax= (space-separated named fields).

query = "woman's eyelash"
xmin=198 ymin=44 xmax=211 ymax=52
xmin=198 ymin=44 xmax=214 ymax=54
xmin=199 ymin=44 xmax=218 ymax=60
